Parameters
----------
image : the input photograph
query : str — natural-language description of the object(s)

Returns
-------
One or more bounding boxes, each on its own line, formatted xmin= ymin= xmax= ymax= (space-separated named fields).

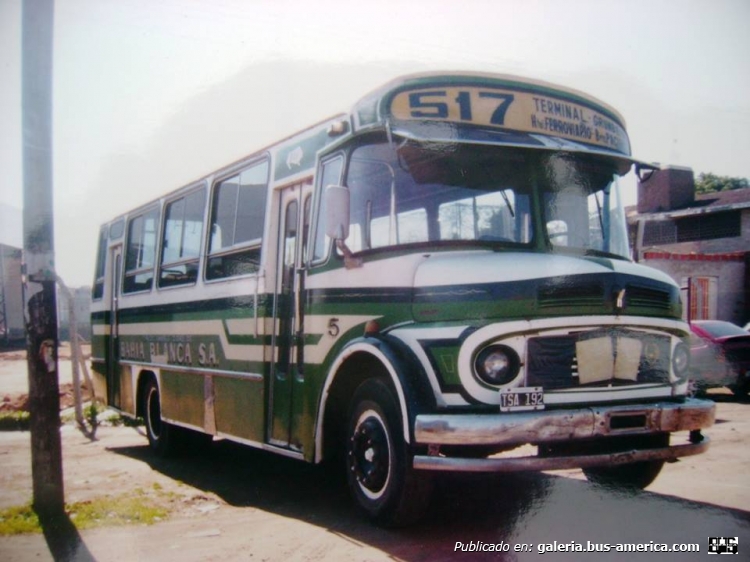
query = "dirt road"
xmin=0 ymin=351 xmax=748 ymax=561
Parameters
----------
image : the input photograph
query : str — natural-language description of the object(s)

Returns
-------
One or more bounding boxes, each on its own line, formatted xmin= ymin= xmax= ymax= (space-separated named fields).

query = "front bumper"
xmin=413 ymin=398 xmax=715 ymax=473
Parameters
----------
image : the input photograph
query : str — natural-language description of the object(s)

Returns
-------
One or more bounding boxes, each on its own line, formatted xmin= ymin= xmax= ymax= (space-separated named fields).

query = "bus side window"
xmin=159 ymin=187 xmax=205 ymax=288
xmin=123 ymin=207 xmax=160 ymax=294
xmin=206 ymin=159 xmax=269 ymax=280
xmin=92 ymin=226 xmax=108 ymax=300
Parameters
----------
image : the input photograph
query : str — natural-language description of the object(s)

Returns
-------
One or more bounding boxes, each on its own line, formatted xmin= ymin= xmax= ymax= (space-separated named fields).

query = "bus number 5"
xmin=327 ymin=318 xmax=340 ymax=337
xmin=408 ymin=91 xmax=449 ymax=118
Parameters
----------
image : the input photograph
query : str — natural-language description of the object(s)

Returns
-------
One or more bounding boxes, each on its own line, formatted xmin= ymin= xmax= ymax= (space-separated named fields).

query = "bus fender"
xmin=314 ymin=335 xmax=435 ymax=464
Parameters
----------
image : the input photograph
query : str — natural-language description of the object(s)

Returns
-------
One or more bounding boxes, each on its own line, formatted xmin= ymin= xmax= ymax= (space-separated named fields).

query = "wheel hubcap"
xmin=350 ymin=416 xmax=389 ymax=493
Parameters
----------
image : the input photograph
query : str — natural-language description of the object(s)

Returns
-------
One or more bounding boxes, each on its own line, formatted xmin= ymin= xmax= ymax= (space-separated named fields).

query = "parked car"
xmin=689 ymin=320 xmax=750 ymax=398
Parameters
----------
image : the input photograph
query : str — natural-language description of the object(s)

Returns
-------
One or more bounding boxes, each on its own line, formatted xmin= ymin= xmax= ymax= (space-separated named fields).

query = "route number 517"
xmin=408 ymin=90 xmax=515 ymax=125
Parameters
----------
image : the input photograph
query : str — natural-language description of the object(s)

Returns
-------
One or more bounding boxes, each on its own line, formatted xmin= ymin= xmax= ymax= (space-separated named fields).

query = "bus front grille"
xmin=526 ymin=331 xmax=671 ymax=390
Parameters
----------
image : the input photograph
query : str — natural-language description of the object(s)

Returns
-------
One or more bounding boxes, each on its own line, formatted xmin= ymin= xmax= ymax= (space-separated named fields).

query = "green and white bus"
xmin=91 ymin=72 xmax=715 ymax=526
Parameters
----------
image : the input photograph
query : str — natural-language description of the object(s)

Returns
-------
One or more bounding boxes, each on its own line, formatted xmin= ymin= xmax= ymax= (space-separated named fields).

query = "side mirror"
xmin=323 ymin=185 xmax=362 ymax=269
xmin=325 ymin=185 xmax=350 ymax=240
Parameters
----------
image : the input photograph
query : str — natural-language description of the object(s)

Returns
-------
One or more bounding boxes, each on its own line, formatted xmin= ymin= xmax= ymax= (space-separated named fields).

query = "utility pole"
xmin=22 ymin=0 xmax=64 ymax=517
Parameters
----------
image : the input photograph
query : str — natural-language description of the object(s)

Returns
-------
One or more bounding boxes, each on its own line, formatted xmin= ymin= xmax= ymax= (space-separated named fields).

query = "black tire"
xmin=687 ymin=378 xmax=708 ymax=397
xmin=143 ymin=378 xmax=181 ymax=456
xmin=345 ymin=378 xmax=433 ymax=527
xmin=729 ymin=375 xmax=750 ymax=400
xmin=582 ymin=433 xmax=668 ymax=490
xmin=583 ymin=460 xmax=665 ymax=489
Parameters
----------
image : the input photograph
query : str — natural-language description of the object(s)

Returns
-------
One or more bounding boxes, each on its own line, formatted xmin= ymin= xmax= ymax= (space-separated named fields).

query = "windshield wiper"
xmin=499 ymin=189 xmax=515 ymax=218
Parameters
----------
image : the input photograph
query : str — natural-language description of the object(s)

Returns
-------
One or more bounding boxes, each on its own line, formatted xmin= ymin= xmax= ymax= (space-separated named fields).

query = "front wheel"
xmin=583 ymin=460 xmax=665 ymax=489
xmin=582 ymin=433 xmax=668 ymax=489
xmin=730 ymin=373 xmax=750 ymax=399
xmin=345 ymin=378 xmax=433 ymax=527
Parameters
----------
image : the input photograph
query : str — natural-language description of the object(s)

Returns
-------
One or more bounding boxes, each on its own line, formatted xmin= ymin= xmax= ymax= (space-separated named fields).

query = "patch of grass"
xmin=0 ymin=490 xmax=170 ymax=535
xmin=0 ymin=505 xmax=40 ymax=534
xmin=68 ymin=491 xmax=168 ymax=529
xmin=113 ymin=414 xmax=144 ymax=428
xmin=0 ymin=411 xmax=30 ymax=431
xmin=58 ymin=403 xmax=143 ymax=429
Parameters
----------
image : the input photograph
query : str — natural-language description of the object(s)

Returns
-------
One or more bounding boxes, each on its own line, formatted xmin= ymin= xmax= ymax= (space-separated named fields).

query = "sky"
xmin=1 ymin=0 xmax=749 ymax=287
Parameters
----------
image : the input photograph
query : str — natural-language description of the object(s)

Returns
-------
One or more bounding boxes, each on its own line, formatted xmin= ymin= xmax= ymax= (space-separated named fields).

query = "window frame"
xmin=158 ymin=184 xmax=207 ymax=290
xmin=122 ymin=205 xmax=161 ymax=295
xmin=310 ymin=151 xmax=346 ymax=266
xmin=92 ymin=226 xmax=108 ymax=300
xmin=205 ymin=156 xmax=270 ymax=282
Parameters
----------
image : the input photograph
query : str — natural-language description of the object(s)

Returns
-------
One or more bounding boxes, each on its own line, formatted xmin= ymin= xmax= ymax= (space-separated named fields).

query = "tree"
xmin=695 ymin=173 xmax=749 ymax=195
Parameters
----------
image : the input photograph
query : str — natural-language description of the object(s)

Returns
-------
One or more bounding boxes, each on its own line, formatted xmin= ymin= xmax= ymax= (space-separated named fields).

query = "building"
xmin=0 ymin=243 xmax=24 ymax=345
xmin=630 ymin=167 xmax=750 ymax=326
xmin=1 ymin=201 xmax=91 ymax=344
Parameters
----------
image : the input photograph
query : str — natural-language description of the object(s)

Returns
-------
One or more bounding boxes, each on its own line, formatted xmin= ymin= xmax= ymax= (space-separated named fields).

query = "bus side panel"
xmin=90 ymin=313 xmax=110 ymax=408
xmin=214 ymin=376 xmax=266 ymax=442
xmin=90 ymin=360 xmax=108 ymax=408
xmin=119 ymin=364 xmax=136 ymax=415
xmin=161 ymin=370 xmax=206 ymax=430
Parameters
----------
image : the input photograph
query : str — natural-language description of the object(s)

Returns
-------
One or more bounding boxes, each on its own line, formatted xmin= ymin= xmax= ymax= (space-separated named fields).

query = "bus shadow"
xmin=109 ymin=440 xmax=750 ymax=560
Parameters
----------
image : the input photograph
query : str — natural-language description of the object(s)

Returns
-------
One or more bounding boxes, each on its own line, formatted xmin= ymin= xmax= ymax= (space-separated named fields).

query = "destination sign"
xmin=389 ymin=86 xmax=630 ymax=155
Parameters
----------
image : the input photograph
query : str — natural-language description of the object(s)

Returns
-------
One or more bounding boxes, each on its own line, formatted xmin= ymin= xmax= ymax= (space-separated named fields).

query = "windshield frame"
xmin=310 ymin=135 xmax=634 ymax=265
xmin=538 ymin=153 xmax=631 ymax=260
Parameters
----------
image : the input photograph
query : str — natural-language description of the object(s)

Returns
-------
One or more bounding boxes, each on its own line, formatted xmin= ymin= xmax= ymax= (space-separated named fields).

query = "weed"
xmin=0 ymin=505 xmax=39 ymax=534
xmin=0 ymin=411 xmax=30 ymax=431
xmin=0 ymin=490 xmax=170 ymax=535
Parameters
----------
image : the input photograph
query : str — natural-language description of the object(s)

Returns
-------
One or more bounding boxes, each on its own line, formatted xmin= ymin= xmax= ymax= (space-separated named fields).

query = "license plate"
xmin=500 ymin=387 xmax=544 ymax=412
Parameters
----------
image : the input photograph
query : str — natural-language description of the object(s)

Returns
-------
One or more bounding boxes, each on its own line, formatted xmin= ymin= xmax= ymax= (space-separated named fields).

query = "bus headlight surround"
xmin=474 ymin=345 xmax=520 ymax=386
xmin=672 ymin=342 xmax=690 ymax=379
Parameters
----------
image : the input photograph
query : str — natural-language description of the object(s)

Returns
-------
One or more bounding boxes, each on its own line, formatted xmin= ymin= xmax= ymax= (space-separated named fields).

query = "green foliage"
xmin=0 ymin=411 xmax=30 ymax=431
xmin=0 ymin=505 xmax=40 ymax=534
xmin=695 ymin=173 xmax=749 ymax=194
xmin=84 ymin=402 xmax=99 ymax=429
xmin=0 ymin=490 xmax=169 ymax=535
xmin=67 ymin=491 xmax=169 ymax=529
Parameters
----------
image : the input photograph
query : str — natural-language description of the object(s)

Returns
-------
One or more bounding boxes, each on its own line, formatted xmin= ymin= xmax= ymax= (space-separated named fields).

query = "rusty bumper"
xmin=413 ymin=398 xmax=715 ymax=473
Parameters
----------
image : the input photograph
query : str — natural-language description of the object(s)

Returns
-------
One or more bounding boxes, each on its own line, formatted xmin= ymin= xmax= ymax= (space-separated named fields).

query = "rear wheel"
xmin=345 ymin=378 xmax=433 ymax=527
xmin=143 ymin=378 xmax=182 ymax=456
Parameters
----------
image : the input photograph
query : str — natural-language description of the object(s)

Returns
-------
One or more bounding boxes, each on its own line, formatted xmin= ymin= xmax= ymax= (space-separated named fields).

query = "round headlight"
xmin=672 ymin=342 xmax=690 ymax=378
xmin=475 ymin=345 xmax=520 ymax=386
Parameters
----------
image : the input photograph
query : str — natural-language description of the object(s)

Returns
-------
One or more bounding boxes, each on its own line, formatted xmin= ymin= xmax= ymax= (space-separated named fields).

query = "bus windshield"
xmin=337 ymin=141 xmax=631 ymax=259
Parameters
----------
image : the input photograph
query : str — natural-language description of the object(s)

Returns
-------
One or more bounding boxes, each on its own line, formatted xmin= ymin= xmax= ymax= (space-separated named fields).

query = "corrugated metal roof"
xmin=695 ymin=187 xmax=750 ymax=208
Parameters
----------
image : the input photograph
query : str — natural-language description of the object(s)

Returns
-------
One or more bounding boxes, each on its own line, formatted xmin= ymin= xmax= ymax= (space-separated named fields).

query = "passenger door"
xmin=269 ymin=181 xmax=311 ymax=450
xmin=107 ymin=245 xmax=122 ymax=409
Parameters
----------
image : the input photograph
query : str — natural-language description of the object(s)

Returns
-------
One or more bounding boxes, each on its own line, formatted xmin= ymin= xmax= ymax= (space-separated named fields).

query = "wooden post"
xmin=57 ymin=275 xmax=97 ymax=438
xmin=22 ymin=0 xmax=64 ymax=517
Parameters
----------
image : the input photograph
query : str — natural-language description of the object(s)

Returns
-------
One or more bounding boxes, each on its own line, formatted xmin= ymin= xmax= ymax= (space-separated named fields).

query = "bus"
xmin=91 ymin=72 xmax=715 ymax=526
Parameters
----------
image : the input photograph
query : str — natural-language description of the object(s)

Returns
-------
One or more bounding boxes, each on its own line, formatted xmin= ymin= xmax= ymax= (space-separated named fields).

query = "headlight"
xmin=672 ymin=342 xmax=690 ymax=378
xmin=475 ymin=345 xmax=520 ymax=386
